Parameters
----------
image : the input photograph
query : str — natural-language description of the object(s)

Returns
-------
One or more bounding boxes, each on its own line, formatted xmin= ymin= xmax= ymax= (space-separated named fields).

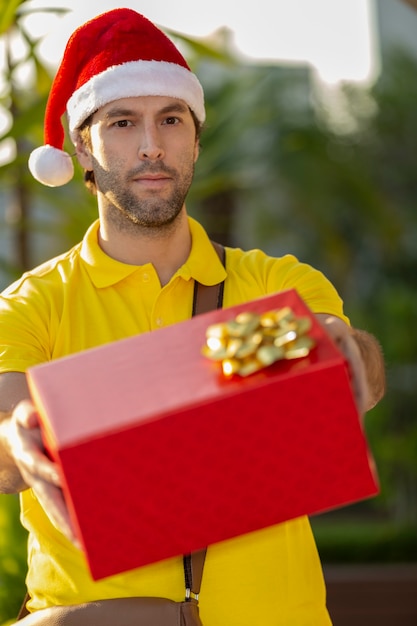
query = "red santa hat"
xmin=28 ymin=8 xmax=205 ymax=187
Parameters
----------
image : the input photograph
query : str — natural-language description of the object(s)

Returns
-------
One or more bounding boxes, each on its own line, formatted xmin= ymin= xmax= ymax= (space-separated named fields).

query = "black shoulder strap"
xmin=192 ymin=241 xmax=225 ymax=316
xmin=184 ymin=241 xmax=225 ymax=599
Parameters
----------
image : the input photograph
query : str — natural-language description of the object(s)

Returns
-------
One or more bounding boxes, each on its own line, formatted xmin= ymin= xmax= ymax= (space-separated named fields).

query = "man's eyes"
xmin=112 ymin=116 xmax=180 ymax=128
xmin=163 ymin=116 xmax=179 ymax=125
xmin=114 ymin=119 xmax=132 ymax=127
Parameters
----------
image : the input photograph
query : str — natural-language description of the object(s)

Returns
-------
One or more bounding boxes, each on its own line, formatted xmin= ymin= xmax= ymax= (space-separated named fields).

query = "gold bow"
xmin=202 ymin=306 xmax=315 ymax=377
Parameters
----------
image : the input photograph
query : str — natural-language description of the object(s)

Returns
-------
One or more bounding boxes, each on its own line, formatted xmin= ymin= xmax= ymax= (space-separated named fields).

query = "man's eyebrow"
xmin=158 ymin=102 xmax=189 ymax=115
xmin=103 ymin=102 xmax=189 ymax=121
xmin=104 ymin=107 xmax=136 ymax=120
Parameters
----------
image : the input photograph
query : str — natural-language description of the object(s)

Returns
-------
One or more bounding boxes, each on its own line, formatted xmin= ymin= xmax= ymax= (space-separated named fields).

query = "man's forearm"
xmin=0 ymin=372 xmax=33 ymax=492
xmin=0 ymin=412 xmax=27 ymax=493
xmin=351 ymin=329 xmax=386 ymax=409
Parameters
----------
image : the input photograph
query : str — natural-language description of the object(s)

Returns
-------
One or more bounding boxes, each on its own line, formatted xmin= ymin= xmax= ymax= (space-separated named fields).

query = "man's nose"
xmin=138 ymin=125 xmax=164 ymax=161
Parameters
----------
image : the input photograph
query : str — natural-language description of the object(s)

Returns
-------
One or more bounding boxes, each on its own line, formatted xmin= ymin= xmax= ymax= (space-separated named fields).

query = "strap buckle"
xmin=185 ymin=588 xmax=199 ymax=602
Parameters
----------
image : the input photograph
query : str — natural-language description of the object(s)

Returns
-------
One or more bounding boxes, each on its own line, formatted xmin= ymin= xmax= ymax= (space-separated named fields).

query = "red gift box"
xmin=27 ymin=289 xmax=378 ymax=580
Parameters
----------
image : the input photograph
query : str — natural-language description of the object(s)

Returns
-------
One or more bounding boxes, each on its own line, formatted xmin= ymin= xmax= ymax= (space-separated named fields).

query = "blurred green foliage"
xmin=0 ymin=1 xmax=417 ymax=622
xmin=311 ymin=517 xmax=417 ymax=563
xmin=0 ymin=495 xmax=27 ymax=623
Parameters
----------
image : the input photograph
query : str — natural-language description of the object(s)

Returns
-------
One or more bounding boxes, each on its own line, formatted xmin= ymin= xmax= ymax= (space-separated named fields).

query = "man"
xmin=0 ymin=8 xmax=384 ymax=625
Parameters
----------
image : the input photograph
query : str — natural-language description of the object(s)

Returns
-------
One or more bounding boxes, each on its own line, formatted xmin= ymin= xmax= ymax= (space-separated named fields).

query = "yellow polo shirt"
xmin=0 ymin=217 xmax=348 ymax=625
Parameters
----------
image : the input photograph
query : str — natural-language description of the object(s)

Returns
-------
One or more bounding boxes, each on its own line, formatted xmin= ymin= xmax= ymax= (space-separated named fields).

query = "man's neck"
xmin=97 ymin=208 xmax=192 ymax=287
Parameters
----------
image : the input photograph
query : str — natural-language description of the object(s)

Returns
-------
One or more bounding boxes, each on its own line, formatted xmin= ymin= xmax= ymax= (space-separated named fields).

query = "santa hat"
xmin=28 ymin=8 xmax=205 ymax=187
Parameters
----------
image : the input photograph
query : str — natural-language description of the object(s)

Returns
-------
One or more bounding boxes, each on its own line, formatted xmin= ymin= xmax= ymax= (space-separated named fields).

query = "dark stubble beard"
xmin=93 ymin=159 xmax=195 ymax=234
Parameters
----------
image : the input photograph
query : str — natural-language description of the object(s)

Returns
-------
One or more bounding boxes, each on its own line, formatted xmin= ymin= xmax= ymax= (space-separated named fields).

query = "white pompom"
xmin=28 ymin=145 xmax=75 ymax=187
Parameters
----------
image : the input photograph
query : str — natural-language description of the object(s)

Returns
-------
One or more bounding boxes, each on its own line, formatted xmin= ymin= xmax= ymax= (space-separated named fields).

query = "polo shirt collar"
xmin=80 ymin=217 xmax=227 ymax=288
xmin=80 ymin=221 xmax=141 ymax=288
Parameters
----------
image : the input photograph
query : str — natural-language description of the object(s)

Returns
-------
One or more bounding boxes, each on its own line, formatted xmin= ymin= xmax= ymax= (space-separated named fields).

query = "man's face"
xmin=77 ymin=95 xmax=200 ymax=229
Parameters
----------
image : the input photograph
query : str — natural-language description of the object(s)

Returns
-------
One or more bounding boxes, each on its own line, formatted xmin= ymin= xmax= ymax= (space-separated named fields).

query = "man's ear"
xmin=75 ymin=137 xmax=93 ymax=171
xmin=193 ymin=139 xmax=200 ymax=163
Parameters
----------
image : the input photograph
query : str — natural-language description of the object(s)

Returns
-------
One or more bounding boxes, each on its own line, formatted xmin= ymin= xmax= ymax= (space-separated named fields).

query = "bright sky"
xmin=24 ymin=0 xmax=379 ymax=84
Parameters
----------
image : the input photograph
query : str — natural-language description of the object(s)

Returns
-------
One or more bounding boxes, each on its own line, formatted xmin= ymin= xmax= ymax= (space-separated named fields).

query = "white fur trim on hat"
xmin=28 ymin=145 xmax=74 ymax=187
xmin=67 ymin=59 xmax=205 ymax=140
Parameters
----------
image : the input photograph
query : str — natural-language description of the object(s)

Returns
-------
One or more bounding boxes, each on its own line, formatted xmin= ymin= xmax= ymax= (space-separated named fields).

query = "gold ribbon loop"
xmin=202 ymin=307 xmax=315 ymax=377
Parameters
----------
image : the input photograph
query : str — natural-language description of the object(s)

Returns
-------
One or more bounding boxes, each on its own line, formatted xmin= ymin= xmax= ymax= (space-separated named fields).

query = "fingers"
xmin=13 ymin=399 xmax=40 ymax=429
xmin=336 ymin=328 xmax=370 ymax=416
xmin=29 ymin=477 xmax=81 ymax=548
xmin=316 ymin=314 xmax=371 ymax=417
xmin=11 ymin=401 xmax=61 ymax=488
xmin=9 ymin=401 xmax=80 ymax=548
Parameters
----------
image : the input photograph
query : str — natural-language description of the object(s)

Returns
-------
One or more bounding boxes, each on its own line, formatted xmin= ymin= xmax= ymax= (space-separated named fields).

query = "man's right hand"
xmin=6 ymin=400 xmax=81 ymax=548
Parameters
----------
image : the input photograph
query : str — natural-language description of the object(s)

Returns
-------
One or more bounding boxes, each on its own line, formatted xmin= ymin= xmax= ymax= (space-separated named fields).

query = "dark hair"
xmin=77 ymin=107 xmax=204 ymax=194
xmin=77 ymin=114 xmax=96 ymax=194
